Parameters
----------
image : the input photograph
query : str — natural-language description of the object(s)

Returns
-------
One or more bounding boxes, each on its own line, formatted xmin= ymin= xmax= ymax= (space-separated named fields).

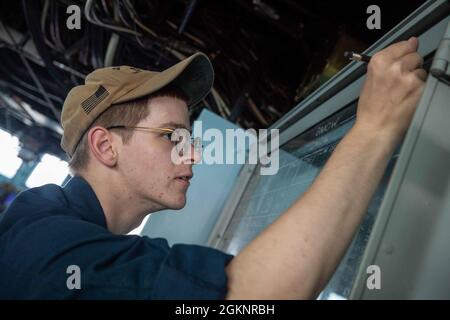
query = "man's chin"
xmin=171 ymin=200 xmax=187 ymax=210
xmin=165 ymin=196 xmax=187 ymax=210
xmin=147 ymin=195 xmax=186 ymax=212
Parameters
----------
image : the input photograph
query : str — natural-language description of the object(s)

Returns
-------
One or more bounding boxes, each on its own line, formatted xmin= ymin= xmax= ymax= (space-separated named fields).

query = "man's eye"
xmin=162 ymin=132 xmax=173 ymax=140
xmin=163 ymin=132 xmax=183 ymax=143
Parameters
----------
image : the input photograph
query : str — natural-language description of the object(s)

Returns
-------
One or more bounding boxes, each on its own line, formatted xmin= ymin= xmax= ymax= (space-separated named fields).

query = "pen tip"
xmin=343 ymin=51 xmax=353 ymax=59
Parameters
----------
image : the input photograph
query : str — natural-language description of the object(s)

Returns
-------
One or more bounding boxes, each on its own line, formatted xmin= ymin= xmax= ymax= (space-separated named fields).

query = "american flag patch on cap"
xmin=81 ymin=85 xmax=109 ymax=114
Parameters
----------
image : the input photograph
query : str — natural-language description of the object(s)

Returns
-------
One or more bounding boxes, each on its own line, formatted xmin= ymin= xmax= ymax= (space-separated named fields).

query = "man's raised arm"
xmin=225 ymin=37 xmax=427 ymax=299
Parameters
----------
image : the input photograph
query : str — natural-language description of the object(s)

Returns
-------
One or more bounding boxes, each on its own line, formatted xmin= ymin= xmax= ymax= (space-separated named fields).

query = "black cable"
xmin=100 ymin=0 xmax=111 ymax=18
xmin=53 ymin=2 xmax=66 ymax=52
xmin=22 ymin=0 xmax=69 ymax=94
xmin=118 ymin=1 xmax=133 ymax=27
xmin=0 ymin=62 xmax=63 ymax=104
xmin=0 ymin=47 xmax=63 ymax=97
xmin=0 ymin=20 xmax=61 ymax=120
xmin=178 ymin=0 xmax=198 ymax=35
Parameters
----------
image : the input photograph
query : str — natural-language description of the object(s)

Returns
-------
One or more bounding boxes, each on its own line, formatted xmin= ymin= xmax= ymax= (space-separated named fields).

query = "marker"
xmin=344 ymin=51 xmax=371 ymax=63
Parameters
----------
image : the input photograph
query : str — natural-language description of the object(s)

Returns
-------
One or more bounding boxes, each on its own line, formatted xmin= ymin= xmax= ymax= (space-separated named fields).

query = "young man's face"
xmin=117 ymin=96 xmax=194 ymax=211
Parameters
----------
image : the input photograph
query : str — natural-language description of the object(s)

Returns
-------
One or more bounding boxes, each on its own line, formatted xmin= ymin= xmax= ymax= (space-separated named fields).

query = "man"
xmin=0 ymin=182 xmax=18 ymax=214
xmin=0 ymin=37 xmax=425 ymax=299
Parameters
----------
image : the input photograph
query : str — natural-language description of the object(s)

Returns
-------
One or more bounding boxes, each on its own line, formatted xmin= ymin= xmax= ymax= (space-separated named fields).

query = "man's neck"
xmin=80 ymin=171 xmax=159 ymax=234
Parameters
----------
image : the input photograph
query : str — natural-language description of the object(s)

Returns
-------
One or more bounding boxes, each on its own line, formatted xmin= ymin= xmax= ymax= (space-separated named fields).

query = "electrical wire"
xmin=40 ymin=0 xmax=57 ymax=50
xmin=84 ymin=0 xmax=142 ymax=36
xmin=104 ymin=2 xmax=121 ymax=67
xmin=123 ymin=0 xmax=157 ymax=38
xmin=22 ymin=0 xmax=70 ymax=92
xmin=0 ymin=19 xmax=61 ymax=121
xmin=53 ymin=2 xmax=66 ymax=51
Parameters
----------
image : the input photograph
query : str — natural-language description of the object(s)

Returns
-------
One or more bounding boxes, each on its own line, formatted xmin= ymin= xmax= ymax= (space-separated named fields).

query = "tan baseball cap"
xmin=60 ymin=52 xmax=214 ymax=157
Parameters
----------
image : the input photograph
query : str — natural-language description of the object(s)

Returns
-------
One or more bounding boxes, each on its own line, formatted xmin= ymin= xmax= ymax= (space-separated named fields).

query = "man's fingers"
xmin=412 ymin=68 xmax=427 ymax=82
xmin=400 ymin=52 xmax=423 ymax=72
xmin=380 ymin=37 xmax=419 ymax=61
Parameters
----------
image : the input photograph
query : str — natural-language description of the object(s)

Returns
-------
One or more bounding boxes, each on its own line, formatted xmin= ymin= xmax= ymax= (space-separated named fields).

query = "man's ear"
xmin=87 ymin=126 xmax=119 ymax=167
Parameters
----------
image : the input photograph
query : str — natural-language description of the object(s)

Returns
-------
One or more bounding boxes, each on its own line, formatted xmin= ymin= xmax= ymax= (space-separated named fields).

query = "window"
xmin=0 ymin=129 xmax=22 ymax=178
xmin=26 ymin=153 xmax=69 ymax=188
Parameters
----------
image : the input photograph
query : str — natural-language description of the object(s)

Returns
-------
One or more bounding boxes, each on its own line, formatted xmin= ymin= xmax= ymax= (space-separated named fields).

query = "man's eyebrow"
xmin=159 ymin=122 xmax=191 ymax=131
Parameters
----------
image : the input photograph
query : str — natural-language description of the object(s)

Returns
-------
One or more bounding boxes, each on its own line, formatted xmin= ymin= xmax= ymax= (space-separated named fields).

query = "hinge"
xmin=430 ymin=20 xmax=450 ymax=85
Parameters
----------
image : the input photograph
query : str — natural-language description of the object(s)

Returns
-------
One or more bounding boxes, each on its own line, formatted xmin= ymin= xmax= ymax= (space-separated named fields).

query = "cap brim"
xmin=114 ymin=52 xmax=214 ymax=107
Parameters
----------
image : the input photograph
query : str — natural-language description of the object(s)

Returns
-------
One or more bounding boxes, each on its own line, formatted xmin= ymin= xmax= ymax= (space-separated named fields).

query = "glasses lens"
xmin=193 ymin=137 xmax=202 ymax=152
xmin=175 ymin=137 xmax=202 ymax=157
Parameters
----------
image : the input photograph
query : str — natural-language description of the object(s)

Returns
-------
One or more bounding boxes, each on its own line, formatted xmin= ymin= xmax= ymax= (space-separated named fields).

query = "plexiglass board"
xmin=216 ymin=50 xmax=437 ymax=298
xmin=217 ymin=102 xmax=400 ymax=299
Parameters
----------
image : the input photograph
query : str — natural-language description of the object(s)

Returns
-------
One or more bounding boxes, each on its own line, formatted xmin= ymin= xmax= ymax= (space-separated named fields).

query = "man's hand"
xmin=355 ymin=37 xmax=427 ymax=143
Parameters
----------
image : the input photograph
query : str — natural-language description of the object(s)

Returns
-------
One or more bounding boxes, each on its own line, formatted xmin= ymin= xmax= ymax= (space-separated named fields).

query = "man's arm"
xmin=225 ymin=37 xmax=427 ymax=299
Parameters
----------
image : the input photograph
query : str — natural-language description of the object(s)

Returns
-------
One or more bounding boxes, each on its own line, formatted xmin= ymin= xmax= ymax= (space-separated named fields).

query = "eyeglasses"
xmin=106 ymin=125 xmax=202 ymax=153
